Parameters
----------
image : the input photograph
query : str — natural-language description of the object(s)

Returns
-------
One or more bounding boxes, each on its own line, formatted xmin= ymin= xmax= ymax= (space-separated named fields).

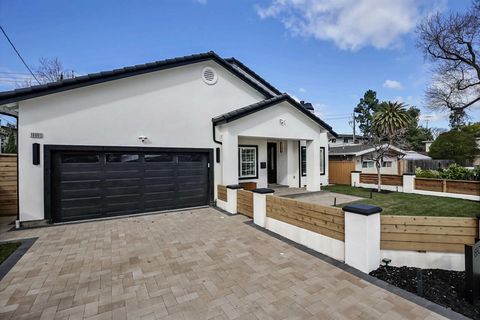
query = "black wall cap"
xmin=351 ymin=171 xmax=362 ymax=173
xmin=403 ymin=173 xmax=416 ymax=176
xmin=342 ymin=203 xmax=382 ymax=215
xmin=476 ymin=213 xmax=480 ymax=220
xmin=252 ymin=188 xmax=275 ymax=194
xmin=226 ymin=184 xmax=243 ymax=189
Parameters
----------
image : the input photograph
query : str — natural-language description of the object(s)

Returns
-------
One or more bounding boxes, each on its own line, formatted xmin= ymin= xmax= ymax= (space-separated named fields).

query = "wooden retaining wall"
xmin=237 ymin=190 xmax=253 ymax=218
xmin=0 ymin=154 xmax=17 ymax=216
xmin=217 ymin=185 xmax=227 ymax=202
xmin=266 ymin=195 xmax=344 ymax=241
xmin=380 ymin=215 xmax=478 ymax=253
xmin=360 ymin=173 xmax=403 ymax=186
xmin=415 ymin=178 xmax=480 ymax=196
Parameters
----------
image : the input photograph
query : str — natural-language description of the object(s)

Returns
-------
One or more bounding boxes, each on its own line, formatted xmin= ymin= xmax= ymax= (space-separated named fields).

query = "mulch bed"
xmin=370 ymin=266 xmax=480 ymax=319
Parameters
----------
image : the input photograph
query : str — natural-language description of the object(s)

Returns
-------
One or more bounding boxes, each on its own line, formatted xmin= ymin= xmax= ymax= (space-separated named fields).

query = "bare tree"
xmin=16 ymin=57 xmax=74 ymax=88
xmin=416 ymin=0 xmax=480 ymax=128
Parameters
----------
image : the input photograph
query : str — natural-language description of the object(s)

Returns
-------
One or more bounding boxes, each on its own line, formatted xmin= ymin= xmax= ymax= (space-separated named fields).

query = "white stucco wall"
xmin=18 ymin=61 xmax=266 ymax=221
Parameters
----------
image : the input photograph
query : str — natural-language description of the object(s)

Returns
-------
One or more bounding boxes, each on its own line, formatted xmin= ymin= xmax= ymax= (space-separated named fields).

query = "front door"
xmin=267 ymin=143 xmax=277 ymax=184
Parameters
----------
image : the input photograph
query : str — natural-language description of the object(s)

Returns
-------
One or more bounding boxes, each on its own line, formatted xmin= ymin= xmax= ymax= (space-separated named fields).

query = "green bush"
xmin=415 ymin=167 xmax=440 ymax=179
xmin=416 ymin=164 xmax=477 ymax=181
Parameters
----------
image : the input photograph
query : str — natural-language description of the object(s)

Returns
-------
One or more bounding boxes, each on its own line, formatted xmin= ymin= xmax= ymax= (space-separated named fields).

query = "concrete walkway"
xmin=0 ymin=208 xmax=444 ymax=319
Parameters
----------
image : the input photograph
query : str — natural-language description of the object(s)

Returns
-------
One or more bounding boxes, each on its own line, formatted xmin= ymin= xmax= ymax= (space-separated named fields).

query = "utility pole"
xmin=352 ymin=112 xmax=356 ymax=143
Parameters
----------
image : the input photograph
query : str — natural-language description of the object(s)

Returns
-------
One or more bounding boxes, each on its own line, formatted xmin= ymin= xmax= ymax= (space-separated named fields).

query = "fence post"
xmin=351 ymin=171 xmax=361 ymax=187
xmin=225 ymin=185 xmax=243 ymax=214
xmin=252 ymin=188 xmax=275 ymax=228
xmin=343 ymin=203 xmax=382 ymax=273
xmin=402 ymin=173 xmax=415 ymax=193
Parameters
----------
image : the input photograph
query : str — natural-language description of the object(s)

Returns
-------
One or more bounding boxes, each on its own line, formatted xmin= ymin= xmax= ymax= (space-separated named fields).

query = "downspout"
xmin=212 ymin=121 xmax=222 ymax=145
xmin=298 ymin=141 xmax=301 ymax=188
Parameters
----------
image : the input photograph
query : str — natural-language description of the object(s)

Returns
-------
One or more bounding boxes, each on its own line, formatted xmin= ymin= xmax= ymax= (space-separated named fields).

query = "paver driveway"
xmin=0 ymin=208 xmax=445 ymax=320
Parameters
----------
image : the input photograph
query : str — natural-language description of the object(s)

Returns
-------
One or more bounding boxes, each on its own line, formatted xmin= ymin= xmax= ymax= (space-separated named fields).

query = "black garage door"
xmin=50 ymin=149 xmax=211 ymax=222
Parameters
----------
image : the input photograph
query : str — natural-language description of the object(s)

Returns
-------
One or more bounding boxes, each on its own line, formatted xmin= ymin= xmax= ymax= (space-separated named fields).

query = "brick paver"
xmin=0 ymin=208 xmax=445 ymax=319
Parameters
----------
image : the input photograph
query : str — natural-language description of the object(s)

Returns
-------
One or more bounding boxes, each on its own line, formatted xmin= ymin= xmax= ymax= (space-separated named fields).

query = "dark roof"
xmin=212 ymin=94 xmax=337 ymax=137
xmin=329 ymin=145 xmax=372 ymax=155
xmin=0 ymin=51 xmax=274 ymax=105
xmin=336 ymin=133 xmax=366 ymax=139
xmin=299 ymin=101 xmax=314 ymax=111
xmin=224 ymin=57 xmax=282 ymax=95
xmin=329 ymin=144 xmax=405 ymax=156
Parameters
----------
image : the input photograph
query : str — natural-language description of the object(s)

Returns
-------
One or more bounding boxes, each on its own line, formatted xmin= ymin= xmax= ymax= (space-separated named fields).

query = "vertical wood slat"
xmin=380 ymin=215 xmax=478 ymax=253
xmin=0 ymin=154 xmax=17 ymax=216
xmin=329 ymin=161 xmax=355 ymax=185
xmin=237 ymin=189 xmax=253 ymax=218
xmin=217 ymin=185 xmax=227 ymax=202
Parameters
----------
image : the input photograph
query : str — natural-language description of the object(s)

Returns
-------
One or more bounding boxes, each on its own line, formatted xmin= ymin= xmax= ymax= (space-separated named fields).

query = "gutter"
xmin=212 ymin=121 xmax=222 ymax=145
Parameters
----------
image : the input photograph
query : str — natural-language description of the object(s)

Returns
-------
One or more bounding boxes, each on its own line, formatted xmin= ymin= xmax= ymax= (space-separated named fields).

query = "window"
xmin=343 ymin=137 xmax=349 ymax=143
xmin=301 ymin=146 xmax=306 ymax=176
xmin=178 ymin=154 xmax=202 ymax=162
xmin=320 ymin=147 xmax=325 ymax=175
xmin=61 ymin=154 xmax=99 ymax=163
xmin=382 ymin=161 xmax=392 ymax=168
xmin=362 ymin=160 xmax=374 ymax=168
xmin=106 ymin=154 xmax=139 ymax=163
xmin=145 ymin=154 xmax=173 ymax=162
xmin=331 ymin=138 xmax=336 ymax=143
xmin=238 ymin=146 xmax=257 ymax=179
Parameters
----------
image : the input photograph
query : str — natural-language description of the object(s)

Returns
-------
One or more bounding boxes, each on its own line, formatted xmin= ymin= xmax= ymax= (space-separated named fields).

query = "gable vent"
xmin=201 ymin=67 xmax=218 ymax=85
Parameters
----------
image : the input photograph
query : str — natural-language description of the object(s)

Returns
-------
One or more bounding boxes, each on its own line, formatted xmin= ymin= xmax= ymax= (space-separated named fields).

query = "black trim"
xmin=300 ymin=146 xmax=307 ymax=177
xmin=320 ymin=146 xmax=325 ymax=176
xmin=212 ymin=94 xmax=338 ymax=137
xmin=226 ymin=184 xmax=243 ymax=189
xmin=0 ymin=238 xmax=37 ymax=281
xmin=224 ymin=57 xmax=282 ymax=95
xmin=298 ymin=141 xmax=302 ymax=188
xmin=43 ymin=145 xmax=214 ymax=223
xmin=238 ymin=145 xmax=259 ymax=180
xmin=0 ymin=51 xmax=273 ymax=105
xmin=342 ymin=204 xmax=382 ymax=215
xmin=252 ymin=188 xmax=275 ymax=194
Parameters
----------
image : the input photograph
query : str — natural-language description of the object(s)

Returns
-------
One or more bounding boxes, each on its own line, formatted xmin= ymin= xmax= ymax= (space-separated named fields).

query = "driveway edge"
xmin=0 ymin=237 xmax=38 ymax=281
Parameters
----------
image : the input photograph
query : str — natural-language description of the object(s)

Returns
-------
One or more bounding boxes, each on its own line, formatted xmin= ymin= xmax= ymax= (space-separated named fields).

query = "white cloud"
xmin=256 ymin=0 xmax=445 ymax=51
xmin=383 ymin=79 xmax=403 ymax=89
xmin=299 ymin=87 xmax=307 ymax=93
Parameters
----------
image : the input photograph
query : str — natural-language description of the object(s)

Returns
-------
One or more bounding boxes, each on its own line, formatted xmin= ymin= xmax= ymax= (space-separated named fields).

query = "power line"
xmin=0 ymin=24 xmax=40 ymax=85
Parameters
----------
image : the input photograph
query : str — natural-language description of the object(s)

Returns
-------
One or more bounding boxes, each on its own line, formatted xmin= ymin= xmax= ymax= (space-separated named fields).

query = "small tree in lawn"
xmin=368 ymin=102 xmax=411 ymax=192
xmin=3 ymin=132 xmax=16 ymax=154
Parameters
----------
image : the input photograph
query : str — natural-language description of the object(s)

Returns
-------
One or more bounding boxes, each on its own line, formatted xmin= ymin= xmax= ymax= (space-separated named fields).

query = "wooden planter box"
xmin=239 ymin=182 xmax=257 ymax=191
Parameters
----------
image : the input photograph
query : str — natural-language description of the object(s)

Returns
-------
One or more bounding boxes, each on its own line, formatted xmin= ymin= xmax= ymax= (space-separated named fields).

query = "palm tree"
xmin=370 ymin=101 xmax=411 ymax=191
xmin=372 ymin=101 xmax=411 ymax=137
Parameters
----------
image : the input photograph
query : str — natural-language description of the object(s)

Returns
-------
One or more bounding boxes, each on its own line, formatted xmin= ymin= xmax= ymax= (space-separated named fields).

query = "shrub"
xmin=416 ymin=164 xmax=476 ymax=181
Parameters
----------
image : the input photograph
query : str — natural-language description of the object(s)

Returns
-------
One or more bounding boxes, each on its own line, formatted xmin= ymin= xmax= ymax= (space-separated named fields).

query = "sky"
xmin=0 ymin=0 xmax=478 ymax=133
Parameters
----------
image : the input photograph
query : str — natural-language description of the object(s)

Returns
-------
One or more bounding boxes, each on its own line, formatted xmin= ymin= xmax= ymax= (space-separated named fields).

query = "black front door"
xmin=267 ymin=143 xmax=277 ymax=184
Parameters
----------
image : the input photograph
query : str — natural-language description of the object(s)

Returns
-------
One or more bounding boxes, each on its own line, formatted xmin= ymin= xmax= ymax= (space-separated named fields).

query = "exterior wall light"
xmin=279 ymin=119 xmax=286 ymax=126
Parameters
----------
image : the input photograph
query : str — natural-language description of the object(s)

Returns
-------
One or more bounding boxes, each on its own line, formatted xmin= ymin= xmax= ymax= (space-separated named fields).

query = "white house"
xmin=329 ymin=144 xmax=406 ymax=175
xmin=0 ymin=51 xmax=337 ymax=225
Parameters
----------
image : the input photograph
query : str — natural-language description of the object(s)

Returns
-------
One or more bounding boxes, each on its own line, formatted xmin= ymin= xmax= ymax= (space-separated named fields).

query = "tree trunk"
xmin=376 ymin=161 xmax=382 ymax=192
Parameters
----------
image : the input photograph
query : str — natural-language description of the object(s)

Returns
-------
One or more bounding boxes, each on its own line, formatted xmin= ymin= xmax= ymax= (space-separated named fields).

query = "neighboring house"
xmin=329 ymin=144 xmax=406 ymax=175
xmin=0 ymin=125 xmax=17 ymax=153
xmin=474 ymin=137 xmax=480 ymax=167
xmin=329 ymin=133 xmax=368 ymax=147
xmin=0 ymin=51 xmax=337 ymax=224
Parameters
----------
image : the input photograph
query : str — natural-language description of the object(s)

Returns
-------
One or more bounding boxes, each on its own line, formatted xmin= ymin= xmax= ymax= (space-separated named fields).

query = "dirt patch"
xmin=370 ymin=265 xmax=480 ymax=319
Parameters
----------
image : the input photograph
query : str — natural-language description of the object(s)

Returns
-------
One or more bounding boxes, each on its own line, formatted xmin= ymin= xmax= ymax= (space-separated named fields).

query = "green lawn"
xmin=323 ymin=185 xmax=480 ymax=217
xmin=0 ymin=242 xmax=20 ymax=265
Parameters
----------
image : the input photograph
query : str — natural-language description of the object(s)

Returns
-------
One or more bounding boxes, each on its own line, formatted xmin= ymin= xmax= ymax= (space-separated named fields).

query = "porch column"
xmin=286 ymin=140 xmax=298 ymax=188
xmin=306 ymin=139 xmax=321 ymax=191
xmin=221 ymin=130 xmax=238 ymax=186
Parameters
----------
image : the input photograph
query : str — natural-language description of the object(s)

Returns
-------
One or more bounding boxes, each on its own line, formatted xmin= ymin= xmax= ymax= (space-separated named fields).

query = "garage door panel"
xmin=52 ymin=149 xmax=210 ymax=222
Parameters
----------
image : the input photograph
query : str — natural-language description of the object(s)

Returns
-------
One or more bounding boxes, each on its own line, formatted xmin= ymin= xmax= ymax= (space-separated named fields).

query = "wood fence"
xmin=329 ymin=161 xmax=355 ymax=185
xmin=237 ymin=189 xmax=253 ymax=218
xmin=380 ymin=215 xmax=478 ymax=253
xmin=0 ymin=154 xmax=17 ymax=216
xmin=360 ymin=173 xmax=403 ymax=186
xmin=266 ymin=195 xmax=345 ymax=241
xmin=217 ymin=185 xmax=227 ymax=202
xmin=414 ymin=178 xmax=480 ymax=196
